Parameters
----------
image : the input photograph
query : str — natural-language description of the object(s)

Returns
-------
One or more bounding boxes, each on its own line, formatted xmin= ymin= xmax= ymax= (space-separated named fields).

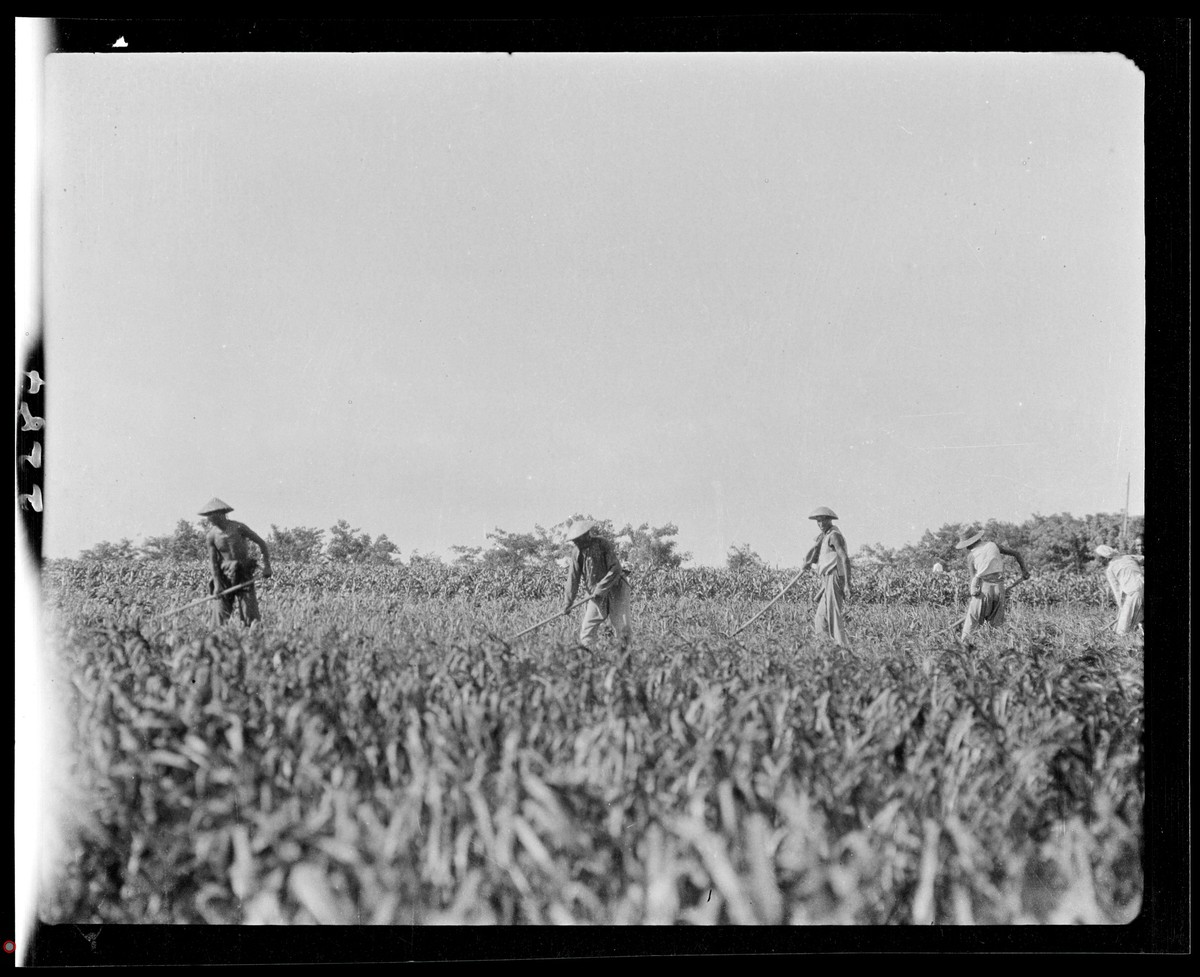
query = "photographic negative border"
xmin=13 ymin=13 xmax=1189 ymax=963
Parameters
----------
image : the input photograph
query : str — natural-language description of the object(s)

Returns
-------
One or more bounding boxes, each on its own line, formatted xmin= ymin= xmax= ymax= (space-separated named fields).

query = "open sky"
xmin=40 ymin=51 xmax=1145 ymax=566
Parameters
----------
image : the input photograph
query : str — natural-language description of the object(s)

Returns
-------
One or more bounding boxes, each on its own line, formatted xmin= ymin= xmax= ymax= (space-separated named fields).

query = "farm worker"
xmin=802 ymin=506 xmax=851 ymax=647
xmin=563 ymin=519 xmax=631 ymax=645
xmin=954 ymin=528 xmax=1030 ymax=641
xmin=1094 ymin=544 xmax=1144 ymax=636
xmin=199 ymin=497 xmax=273 ymax=627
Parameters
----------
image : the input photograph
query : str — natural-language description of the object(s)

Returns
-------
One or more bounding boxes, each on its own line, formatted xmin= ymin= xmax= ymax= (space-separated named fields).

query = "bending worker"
xmin=1095 ymin=544 xmax=1144 ymax=636
xmin=563 ymin=519 xmax=631 ymax=645
xmin=954 ymin=527 xmax=1030 ymax=642
xmin=803 ymin=506 xmax=851 ymax=648
xmin=199 ymin=497 xmax=273 ymax=627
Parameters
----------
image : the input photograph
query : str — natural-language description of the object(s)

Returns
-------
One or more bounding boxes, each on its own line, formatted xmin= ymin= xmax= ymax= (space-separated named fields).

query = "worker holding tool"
xmin=954 ymin=527 xmax=1030 ymax=642
xmin=1094 ymin=544 xmax=1144 ymax=637
xmin=803 ymin=506 xmax=851 ymax=648
xmin=563 ymin=519 xmax=631 ymax=645
xmin=199 ymin=497 xmax=272 ymax=627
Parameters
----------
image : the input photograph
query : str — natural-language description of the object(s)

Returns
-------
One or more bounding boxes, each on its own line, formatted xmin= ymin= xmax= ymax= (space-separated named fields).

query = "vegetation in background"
xmin=77 ymin=511 xmax=1141 ymax=574
xmin=858 ymin=512 xmax=1145 ymax=571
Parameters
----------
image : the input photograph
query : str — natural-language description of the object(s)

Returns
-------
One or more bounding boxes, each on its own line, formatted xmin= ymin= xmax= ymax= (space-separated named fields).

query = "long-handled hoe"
xmin=151 ymin=579 xmax=260 ymax=637
xmin=505 ymin=592 xmax=599 ymax=642
xmin=724 ymin=567 xmax=807 ymax=639
xmin=1087 ymin=615 xmax=1122 ymax=640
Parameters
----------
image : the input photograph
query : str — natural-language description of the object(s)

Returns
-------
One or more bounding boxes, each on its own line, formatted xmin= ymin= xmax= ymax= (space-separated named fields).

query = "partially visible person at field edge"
xmin=563 ymin=519 xmax=631 ymax=645
xmin=1131 ymin=533 xmax=1144 ymax=564
xmin=954 ymin=528 xmax=1030 ymax=642
xmin=200 ymin=497 xmax=273 ymax=627
xmin=1095 ymin=544 xmax=1144 ymax=637
xmin=803 ymin=506 xmax=851 ymax=648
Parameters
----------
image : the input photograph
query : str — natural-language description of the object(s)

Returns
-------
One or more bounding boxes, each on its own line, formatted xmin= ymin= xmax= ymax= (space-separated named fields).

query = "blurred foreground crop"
xmin=35 ymin=559 xmax=1141 ymax=925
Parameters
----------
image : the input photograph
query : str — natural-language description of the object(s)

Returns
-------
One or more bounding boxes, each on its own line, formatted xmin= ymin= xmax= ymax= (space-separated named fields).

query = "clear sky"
xmin=41 ymin=51 xmax=1145 ymax=566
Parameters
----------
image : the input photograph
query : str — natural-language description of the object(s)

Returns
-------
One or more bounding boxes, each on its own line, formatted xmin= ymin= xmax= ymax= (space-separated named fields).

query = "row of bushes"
xmin=42 ymin=559 xmax=1110 ymax=608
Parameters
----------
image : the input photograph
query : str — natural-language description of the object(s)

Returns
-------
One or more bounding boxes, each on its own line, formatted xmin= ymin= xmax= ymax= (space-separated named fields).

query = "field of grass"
xmin=35 ymin=560 xmax=1142 ymax=925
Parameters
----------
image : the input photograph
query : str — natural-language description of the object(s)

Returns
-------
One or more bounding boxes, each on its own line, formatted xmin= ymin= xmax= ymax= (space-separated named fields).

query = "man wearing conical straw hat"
xmin=802 ymin=506 xmax=851 ymax=648
xmin=199 ymin=498 xmax=273 ymax=627
xmin=954 ymin=527 xmax=1030 ymax=642
xmin=1094 ymin=544 xmax=1144 ymax=637
xmin=563 ymin=519 xmax=631 ymax=645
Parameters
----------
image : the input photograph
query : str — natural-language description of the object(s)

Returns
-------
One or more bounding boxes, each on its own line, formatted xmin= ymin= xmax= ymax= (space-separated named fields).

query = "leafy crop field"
xmin=35 ymin=560 xmax=1141 ymax=925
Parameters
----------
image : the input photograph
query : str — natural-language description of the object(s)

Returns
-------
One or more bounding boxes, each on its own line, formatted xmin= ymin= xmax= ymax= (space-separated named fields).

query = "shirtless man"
xmin=199 ymin=497 xmax=273 ymax=626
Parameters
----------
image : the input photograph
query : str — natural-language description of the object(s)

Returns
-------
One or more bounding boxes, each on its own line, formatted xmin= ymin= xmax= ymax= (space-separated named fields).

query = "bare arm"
xmin=998 ymin=544 xmax=1030 ymax=579
xmin=208 ymin=535 xmax=223 ymax=584
xmin=242 ymin=525 xmax=273 ymax=577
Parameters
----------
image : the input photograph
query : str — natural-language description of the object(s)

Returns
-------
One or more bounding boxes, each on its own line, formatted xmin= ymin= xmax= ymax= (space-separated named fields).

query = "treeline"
xmin=75 ymin=510 xmax=1141 ymax=574
xmin=855 ymin=511 xmax=1144 ymax=573
xmin=76 ymin=514 xmax=691 ymax=570
xmin=79 ymin=519 xmax=400 ymax=566
xmin=448 ymin=516 xmax=689 ymax=570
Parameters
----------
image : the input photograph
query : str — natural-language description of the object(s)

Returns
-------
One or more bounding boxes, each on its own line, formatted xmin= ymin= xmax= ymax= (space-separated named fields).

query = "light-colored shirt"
xmin=1105 ymin=555 xmax=1144 ymax=596
xmin=968 ymin=541 xmax=1004 ymax=580
xmin=815 ymin=529 xmax=848 ymax=579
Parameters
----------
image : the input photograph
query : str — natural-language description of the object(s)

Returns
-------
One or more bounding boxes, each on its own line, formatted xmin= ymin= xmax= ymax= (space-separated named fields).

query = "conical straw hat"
xmin=199 ymin=497 xmax=234 ymax=515
xmin=955 ymin=529 xmax=984 ymax=550
xmin=565 ymin=519 xmax=596 ymax=542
